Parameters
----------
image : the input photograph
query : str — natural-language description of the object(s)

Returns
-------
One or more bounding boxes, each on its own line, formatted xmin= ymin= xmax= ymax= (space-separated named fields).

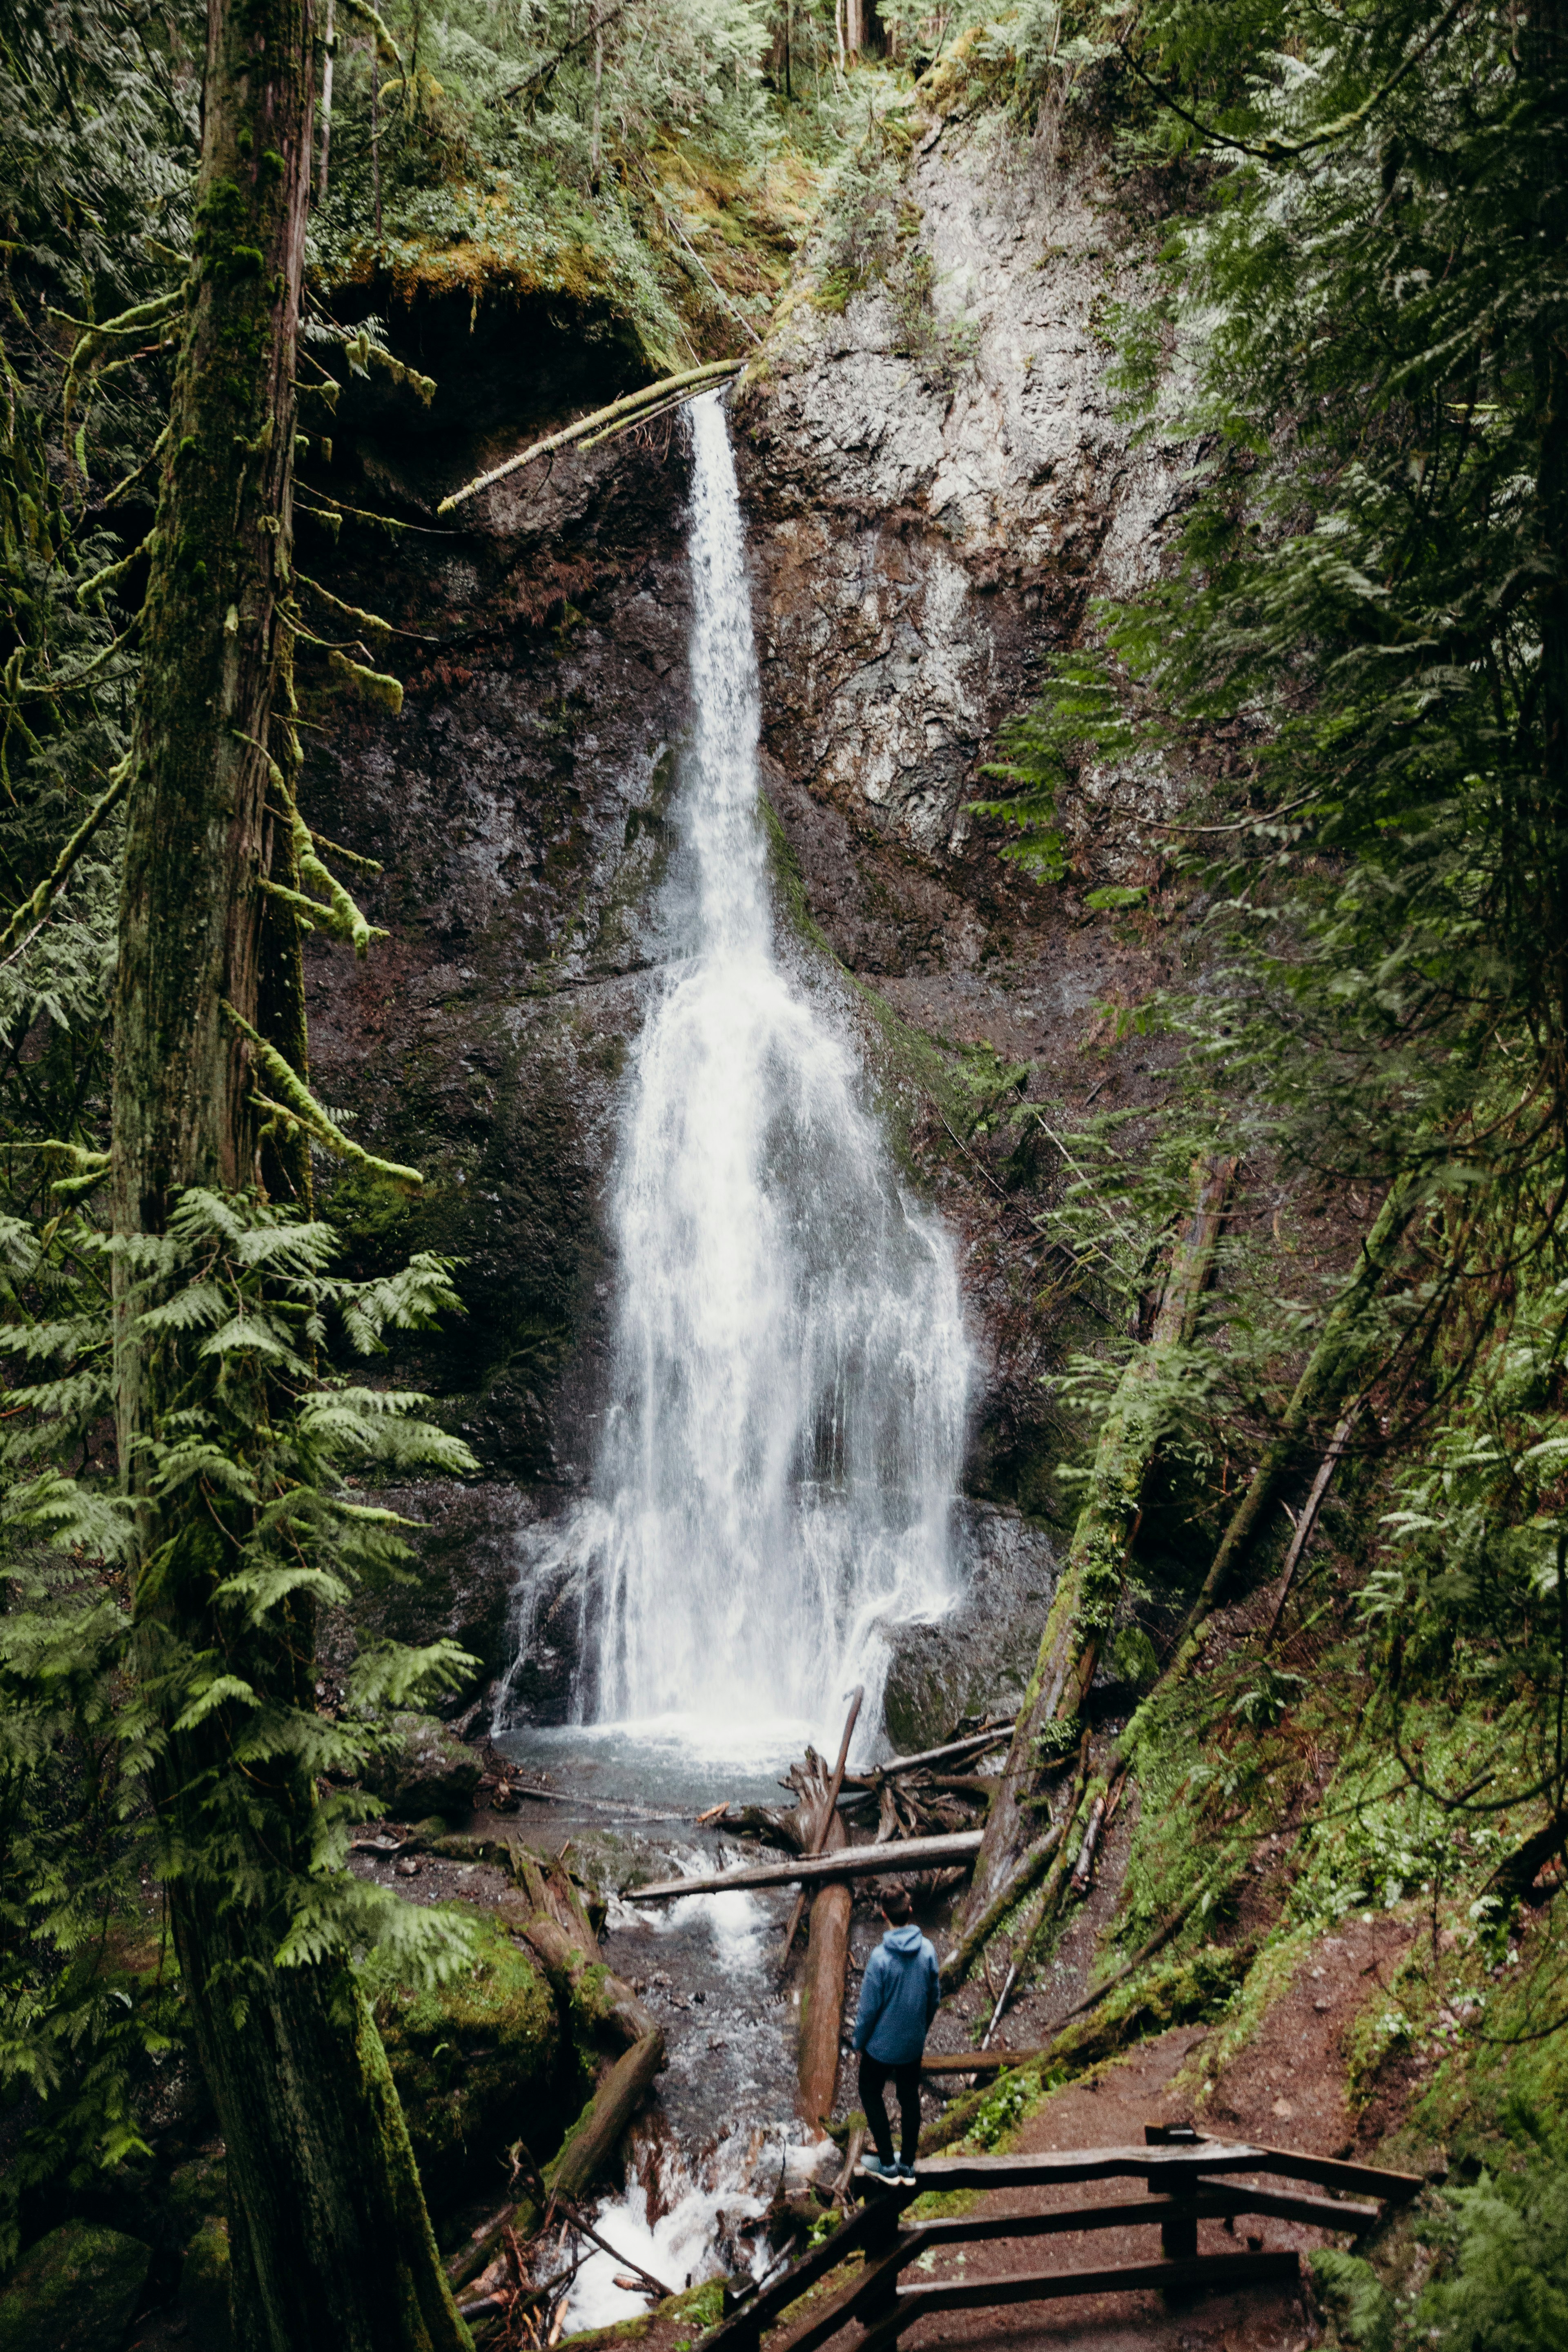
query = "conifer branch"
xmin=1115 ymin=0 xmax=1473 ymax=164
xmin=0 ymin=760 xmax=131 ymax=962
xmin=221 ymin=1003 xmax=423 ymax=1188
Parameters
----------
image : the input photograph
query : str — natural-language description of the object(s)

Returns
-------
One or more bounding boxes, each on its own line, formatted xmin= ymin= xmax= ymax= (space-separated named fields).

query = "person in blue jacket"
xmin=851 ymin=1883 xmax=940 ymax=2183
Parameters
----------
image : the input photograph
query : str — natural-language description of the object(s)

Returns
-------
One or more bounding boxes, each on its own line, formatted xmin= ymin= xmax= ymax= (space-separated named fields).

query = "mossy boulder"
xmin=370 ymin=1712 xmax=482 ymax=1820
xmin=0 ymin=2222 xmax=151 ymax=2352
xmin=179 ymin=2218 xmax=232 ymax=2352
xmin=365 ymin=1907 xmax=576 ymax=2196
xmin=166 ymin=2154 xmax=227 ymax=2240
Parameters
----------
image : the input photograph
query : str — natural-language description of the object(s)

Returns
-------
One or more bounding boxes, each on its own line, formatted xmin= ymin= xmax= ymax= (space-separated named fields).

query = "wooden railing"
xmin=703 ymin=2126 xmax=1421 ymax=2352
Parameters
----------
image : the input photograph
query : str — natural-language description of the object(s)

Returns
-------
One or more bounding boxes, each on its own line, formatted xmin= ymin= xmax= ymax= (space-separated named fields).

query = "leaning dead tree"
xmin=954 ymin=1157 xmax=1236 ymax=1974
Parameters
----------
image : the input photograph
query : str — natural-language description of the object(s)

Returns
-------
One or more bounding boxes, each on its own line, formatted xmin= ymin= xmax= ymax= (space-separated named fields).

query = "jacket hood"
xmin=883 ymin=1923 xmax=924 ymax=1953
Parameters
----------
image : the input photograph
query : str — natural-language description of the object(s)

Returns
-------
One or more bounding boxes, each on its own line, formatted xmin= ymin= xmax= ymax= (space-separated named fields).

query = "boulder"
xmin=365 ymin=1907 xmax=577 ymax=2195
xmin=179 ymin=2218 xmax=232 ymax=2352
xmin=370 ymin=1713 xmax=482 ymax=1820
xmin=165 ymin=2153 xmax=227 ymax=2241
xmin=0 ymin=2222 xmax=150 ymax=2352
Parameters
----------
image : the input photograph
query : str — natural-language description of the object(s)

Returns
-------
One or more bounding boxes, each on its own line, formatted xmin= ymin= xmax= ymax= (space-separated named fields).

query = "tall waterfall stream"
xmin=494 ymin=395 xmax=972 ymax=2324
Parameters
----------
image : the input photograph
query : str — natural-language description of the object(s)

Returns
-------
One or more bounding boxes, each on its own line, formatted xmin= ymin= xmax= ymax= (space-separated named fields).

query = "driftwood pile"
xmin=447 ymin=1851 xmax=667 ymax=2347
xmin=632 ymin=1707 xmax=1015 ymax=2129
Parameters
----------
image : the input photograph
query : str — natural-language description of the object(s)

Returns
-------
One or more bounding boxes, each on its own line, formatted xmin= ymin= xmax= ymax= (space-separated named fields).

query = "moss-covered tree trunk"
xmin=109 ymin=4 xmax=469 ymax=2348
xmin=959 ymin=1157 xmax=1234 ymax=1934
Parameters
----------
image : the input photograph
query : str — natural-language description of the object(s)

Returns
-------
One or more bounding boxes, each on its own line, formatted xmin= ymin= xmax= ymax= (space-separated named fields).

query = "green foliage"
xmin=1417 ymin=2118 xmax=1568 ymax=2352
xmin=0 ymin=2 xmax=200 ymax=1203
xmin=1311 ymin=2249 xmax=1396 ymax=2352
xmin=307 ymin=0 xmax=783 ymax=355
xmin=960 ymin=2064 xmax=1037 ymax=2148
xmin=363 ymin=1907 xmax=566 ymax=2187
xmin=0 ymin=1188 xmax=481 ymax=2258
xmin=972 ymin=0 xmax=1568 ymax=2051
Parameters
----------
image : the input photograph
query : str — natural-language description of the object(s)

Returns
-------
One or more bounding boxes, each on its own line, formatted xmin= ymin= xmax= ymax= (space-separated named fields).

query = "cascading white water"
xmin=504 ymin=393 xmax=969 ymax=1748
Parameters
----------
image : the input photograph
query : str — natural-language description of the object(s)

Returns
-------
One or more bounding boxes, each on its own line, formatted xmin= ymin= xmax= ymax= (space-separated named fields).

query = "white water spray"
xmin=503 ymin=395 xmax=969 ymax=1748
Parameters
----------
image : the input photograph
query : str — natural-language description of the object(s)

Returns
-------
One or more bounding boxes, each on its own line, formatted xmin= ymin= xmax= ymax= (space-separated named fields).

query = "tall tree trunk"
xmin=959 ymin=1157 xmax=1234 ymax=1936
xmin=110 ymin=3 xmax=468 ymax=2347
xmin=1528 ymin=0 xmax=1568 ymax=1075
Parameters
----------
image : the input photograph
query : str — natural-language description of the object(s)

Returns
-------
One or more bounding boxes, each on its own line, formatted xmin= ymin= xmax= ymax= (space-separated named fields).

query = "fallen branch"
xmin=779 ymin=1686 xmax=864 ymax=1975
xmin=981 ymin=1746 xmax=1091 ymax=2040
xmin=626 ymin=1829 xmax=982 ymax=1904
xmin=1263 ymin=1405 xmax=1359 ymax=1643
xmin=842 ymin=1725 xmax=1014 ymax=1786
xmin=0 ymin=758 xmax=130 ymax=963
xmin=437 ymin=361 xmax=744 ymax=513
xmin=1178 ymin=1177 xmax=1418 ymax=1642
xmin=1056 ymin=1862 xmax=1235 ymax=2025
xmin=962 ymin=1155 xmax=1235 ymax=1936
xmin=939 ymin=1821 xmax=1063 ymax=1993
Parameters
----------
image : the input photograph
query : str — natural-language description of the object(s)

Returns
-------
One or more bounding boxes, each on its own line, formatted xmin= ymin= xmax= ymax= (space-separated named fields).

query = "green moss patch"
xmin=365 ymin=1906 xmax=576 ymax=2193
xmin=0 ymin=2223 xmax=151 ymax=2352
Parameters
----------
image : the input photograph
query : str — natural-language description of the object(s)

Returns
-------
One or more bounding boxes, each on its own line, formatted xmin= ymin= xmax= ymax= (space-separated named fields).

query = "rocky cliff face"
xmin=303 ymin=121 xmax=1191 ymax=1737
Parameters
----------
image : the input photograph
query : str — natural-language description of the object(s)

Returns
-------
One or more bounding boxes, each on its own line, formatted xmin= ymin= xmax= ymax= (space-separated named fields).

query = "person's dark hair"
xmin=879 ymin=1883 xmax=913 ymax=1922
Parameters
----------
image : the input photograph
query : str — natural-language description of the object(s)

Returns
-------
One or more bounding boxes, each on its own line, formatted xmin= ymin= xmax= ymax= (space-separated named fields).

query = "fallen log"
xmin=962 ymin=1156 xmax=1235 ymax=1936
xmin=778 ymin=1686 xmax=863 ymax=1973
xmin=920 ymin=2047 xmax=1054 ymax=2076
xmin=938 ymin=1822 xmax=1062 ymax=1991
xmin=1182 ymin=1173 xmax=1418 ymax=1637
xmin=786 ymin=1722 xmax=860 ymax=2125
xmin=799 ymin=1868 xmax=853 ymax=2127
xmin=1263 ymin=1403 xmax=1359 ymax=1643
xmin=547 ymin=2027 xmax=666 ymax=2208
xmin=981 ymin=1748 xmax=1091 ymax=2040
xmin=519 ymin=1912 xmax=659 ymax=2051
xmin=436 ymin=359 xmax=744 ymax=512
xmin=625 ymin=1829 xmax=983 ymax=1903
xmin=840 ymin=1726 xmax=1013 ymax=1788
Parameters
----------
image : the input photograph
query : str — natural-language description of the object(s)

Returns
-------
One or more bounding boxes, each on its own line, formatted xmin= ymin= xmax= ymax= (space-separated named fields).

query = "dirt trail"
xmin=856 ymin=1904 xmax=1419 ymax=2352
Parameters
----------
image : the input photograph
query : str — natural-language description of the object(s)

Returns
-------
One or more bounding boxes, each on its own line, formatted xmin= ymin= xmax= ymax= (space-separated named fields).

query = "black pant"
xmin=858 ymin=2052 xmax=921 ymax=2167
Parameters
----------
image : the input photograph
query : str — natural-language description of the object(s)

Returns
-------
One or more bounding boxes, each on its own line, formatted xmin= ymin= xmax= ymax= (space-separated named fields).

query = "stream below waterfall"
xmin=490 ymin=391 xmax=976 ymax=2330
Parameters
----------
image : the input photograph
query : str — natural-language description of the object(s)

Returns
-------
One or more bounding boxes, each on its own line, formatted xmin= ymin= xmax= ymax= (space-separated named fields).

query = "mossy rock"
xmin=0 ymin=2222 xmax=151 ymax=2352
xmin=179 ymin=2218 xmax=232 ymax=2352
xmin=365 ymin=1907 xmax=577 ymax=2196
xmin=370 ymin=1712 xmax=483 ymax=1820
xmin=166 ymin=2154 xmax=227 ymax=2240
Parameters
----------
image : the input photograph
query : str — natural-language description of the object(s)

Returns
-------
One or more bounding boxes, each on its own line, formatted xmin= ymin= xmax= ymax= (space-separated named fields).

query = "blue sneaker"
xmin=856 ymin=2154 xmax=896 ymax=2181
xmin=896 ymin=2161 xmax=918 ymax=2186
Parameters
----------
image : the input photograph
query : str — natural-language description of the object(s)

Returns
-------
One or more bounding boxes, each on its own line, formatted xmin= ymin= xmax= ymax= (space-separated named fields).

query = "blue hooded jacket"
xmin=852 ymin=1922 xmax=941 ymax=2066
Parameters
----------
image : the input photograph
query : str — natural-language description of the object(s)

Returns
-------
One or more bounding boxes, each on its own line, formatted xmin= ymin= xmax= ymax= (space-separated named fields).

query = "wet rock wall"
xmin=302 ymin=125 xmax=1195 ymax=1738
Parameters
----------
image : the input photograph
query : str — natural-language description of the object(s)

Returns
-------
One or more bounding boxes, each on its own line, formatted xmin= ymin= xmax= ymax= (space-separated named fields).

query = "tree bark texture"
xmin=113 ymin=0 xmax=314 ymax=1259
xmin=109 ymin=3 xmax=468 ymax=2346
xmin=960 ymin=1158 xmax=1235 ymax=1935
xmin=798 ymin=1876 xmax=852 ymax=2128
xmin=791 ymin=1744 xmax=852 ymax=2126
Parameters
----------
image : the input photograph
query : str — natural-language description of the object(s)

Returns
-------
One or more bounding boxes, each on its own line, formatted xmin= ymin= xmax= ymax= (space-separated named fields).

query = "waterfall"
xmin=503 ymin=394 xmax=970 ymax=1750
